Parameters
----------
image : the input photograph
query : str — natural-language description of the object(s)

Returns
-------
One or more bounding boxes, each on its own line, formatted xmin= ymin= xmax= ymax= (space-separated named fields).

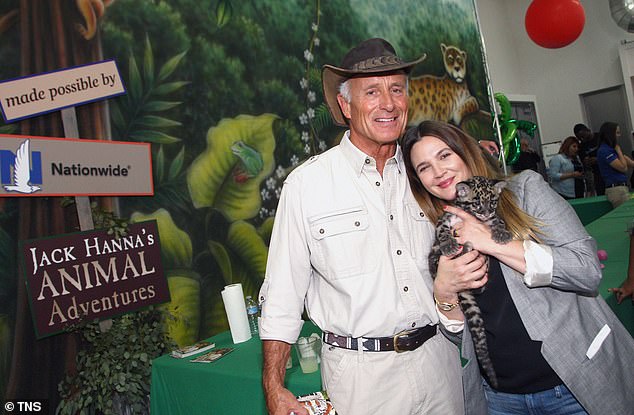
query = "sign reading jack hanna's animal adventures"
xmin=0 ymin=134 xmax=153 ymax=197
xmin=20 ymin=220 xmax=170 ymax=338
xmin=0 ymin=59 xmax=125 ymax=123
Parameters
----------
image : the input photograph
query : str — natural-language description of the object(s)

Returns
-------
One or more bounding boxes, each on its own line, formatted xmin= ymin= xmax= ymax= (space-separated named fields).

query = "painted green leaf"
xmin=158 ymin=51 xmax=187 ymax=83
xmin=128 ymin=56 xmax=142 ymax=102
xmin=128 ymin=130 xmax=181 ymax=144
xmin=227 ymin=221 xmax=268 ymax=279
xmin=143 ymin=101 xmax=181 ymax=112
xmin=136 ymin=115 xmax=182 ymax=128
xmin=207 ymin=240 xmax=232 ymax=285
xmin=187 ymin=114 xmax=277 ymax=221
xmin=168 ymin=146 xmax=185 ymax=180
xmin=143 ymin=36 xmax=155 ymax=88
xmin=153 ymin=81 xmax=190 ymax=96
xmin=215 ymin=0 xmax=233 ymax=28
xmin=257 ymin=217 xmax=275 ymax=246
xmin=155 ymin=145 xmax=165 ymax=184
xmin=130 ymin=209 xmax=192 ymax=269
xmin=159 ymin=271 xmax=200 ymax=347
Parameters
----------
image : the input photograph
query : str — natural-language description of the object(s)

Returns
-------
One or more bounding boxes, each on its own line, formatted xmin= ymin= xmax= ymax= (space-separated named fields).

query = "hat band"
xmin=351 ymin=55 xmax=403 ymax=71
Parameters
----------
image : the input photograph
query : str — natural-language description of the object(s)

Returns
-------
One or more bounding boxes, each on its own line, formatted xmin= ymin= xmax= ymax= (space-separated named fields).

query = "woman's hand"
xmin=444 ymin=205 xmax=497 ymax=255
xmin=434 ymin=249 xmax=489 ymax=301
xmin=443 ymin=205 xmax=528 ymax=273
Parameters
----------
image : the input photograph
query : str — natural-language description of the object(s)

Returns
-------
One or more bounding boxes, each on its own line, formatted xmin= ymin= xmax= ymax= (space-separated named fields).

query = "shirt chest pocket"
xmin=308 ymin=207 xmax=376 ymax=280
xmin=405 ymin=203 xmax=432 ymax=264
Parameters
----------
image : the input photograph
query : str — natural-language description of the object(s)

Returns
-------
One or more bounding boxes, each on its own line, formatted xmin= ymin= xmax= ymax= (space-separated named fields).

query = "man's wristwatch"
xmin=434 ymin=295 xmax=460 ymax=312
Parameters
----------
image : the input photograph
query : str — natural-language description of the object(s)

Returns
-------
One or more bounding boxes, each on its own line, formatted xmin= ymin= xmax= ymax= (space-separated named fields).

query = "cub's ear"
xmin=493 ymin=180 xmax=507 ymax=194
xmin=456 ymin=182 xmax=470 ymax=198
xmin=440 ymin=43 xmax=447 ymax=54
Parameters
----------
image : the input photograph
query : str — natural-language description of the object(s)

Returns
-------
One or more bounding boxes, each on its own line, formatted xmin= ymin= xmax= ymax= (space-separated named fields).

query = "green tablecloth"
xmin=585 ymin=198 xmax=634 ymax=336
xmin=568 ymin=195 xmax=613 ymax=225
xmin=150 ymin=322 xmax=321 ymax=415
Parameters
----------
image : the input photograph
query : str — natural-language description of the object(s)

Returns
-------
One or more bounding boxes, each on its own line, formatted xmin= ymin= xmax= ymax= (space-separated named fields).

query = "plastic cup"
xmin=295 ymin=336 xmax=319 ymax=374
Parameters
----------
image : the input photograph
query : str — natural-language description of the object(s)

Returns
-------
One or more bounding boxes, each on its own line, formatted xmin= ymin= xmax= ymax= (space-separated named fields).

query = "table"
xmin=150 ymin=321 xmax=321 ymax=415
xmin=584 ymin=196 xmax=634 ymax=336
xmin=568 ymin=195 xmax=612 ymax=225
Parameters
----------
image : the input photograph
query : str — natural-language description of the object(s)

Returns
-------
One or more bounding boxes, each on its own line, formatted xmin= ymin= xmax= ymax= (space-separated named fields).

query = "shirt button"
xmin=354 ymin=221 xmax=360 ymax=227
xmin=419 ymin=212 xmax=424 ymax=217
xmin=365 ymin=158 xmax=370 ymax=164
xmin=319 ymin=228 xmax=325 ymax=234
xmin=403 ymin=286 xmax=408 ymax=292
xmin=411 ymin=322 xmax=416 ymax=328
xmin=396 ymin=250 xmax=402 ymax=255
xmin=389 ymin=214 xmax=394 ymax=220
xmin=375 ymin=181 xmax=380 ymax=186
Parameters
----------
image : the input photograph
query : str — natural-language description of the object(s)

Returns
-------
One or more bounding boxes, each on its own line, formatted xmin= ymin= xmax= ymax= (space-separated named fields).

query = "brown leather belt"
xmin=322 ymin=325 xmax=437 ymax=353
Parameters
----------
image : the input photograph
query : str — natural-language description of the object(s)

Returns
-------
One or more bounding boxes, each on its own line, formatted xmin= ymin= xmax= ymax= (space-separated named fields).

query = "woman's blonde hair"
xmin=401 ymin=120 xmax=541 ymax=241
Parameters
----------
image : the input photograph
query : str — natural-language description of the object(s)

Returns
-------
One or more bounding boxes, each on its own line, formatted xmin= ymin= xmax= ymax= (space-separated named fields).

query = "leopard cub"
xmin=429 ymin=176 xmax=512 ymax=388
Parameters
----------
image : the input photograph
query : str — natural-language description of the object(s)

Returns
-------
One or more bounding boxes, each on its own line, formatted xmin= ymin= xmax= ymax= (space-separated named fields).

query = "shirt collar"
xmin=339 ymin=131 xmax=405 ymax=176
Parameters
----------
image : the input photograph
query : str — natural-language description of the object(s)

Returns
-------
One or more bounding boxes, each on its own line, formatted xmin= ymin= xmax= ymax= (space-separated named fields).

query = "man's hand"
xmin=262 ymin=340 xmax=309 ymax=415
xmin=265 ymin=385 xmax=309 ymax=415
xmin=608 ymin=278 xmax=634 ymax=304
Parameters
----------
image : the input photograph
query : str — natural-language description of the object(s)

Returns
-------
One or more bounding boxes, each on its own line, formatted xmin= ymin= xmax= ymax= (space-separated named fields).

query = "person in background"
xmin=547 ymin=136 xmax=584 ymax=199
xmin=259 ymin=38 xmax=465 ymax=415
xmin=608 ymin=229 xmax=634 ymax=304
xmin=597 ymin=122 xmax=634 ymax=208
xmin=401 ymin=120 xmax=634 ymax=415
xmin=512 ymin=138 xmax=541 ymax=173
xmin=574 ymin=123 xmax=602 ymax=196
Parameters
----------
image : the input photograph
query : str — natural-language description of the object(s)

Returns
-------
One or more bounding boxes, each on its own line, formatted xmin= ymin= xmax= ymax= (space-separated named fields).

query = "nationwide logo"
xmin=0 ymin=139 xmax=43 ymax=194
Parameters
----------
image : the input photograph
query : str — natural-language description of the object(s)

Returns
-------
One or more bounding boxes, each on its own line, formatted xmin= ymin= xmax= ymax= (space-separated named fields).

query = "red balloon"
xmin=525 ymin=0 xmax=585 ymax=49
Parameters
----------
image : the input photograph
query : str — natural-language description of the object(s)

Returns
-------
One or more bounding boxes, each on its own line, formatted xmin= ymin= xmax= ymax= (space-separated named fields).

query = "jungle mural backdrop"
xmin=0 ymin=0 xmax=492 ymax=410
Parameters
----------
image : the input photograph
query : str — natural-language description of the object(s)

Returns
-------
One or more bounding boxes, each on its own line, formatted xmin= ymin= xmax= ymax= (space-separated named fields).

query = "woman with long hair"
xmin=597 ymin=121 xmax=633 ymax=208
xmin=547 ymin=136 xmax=584 ymax=199
xmin=401 ymin=120 xmax=634 ymax=415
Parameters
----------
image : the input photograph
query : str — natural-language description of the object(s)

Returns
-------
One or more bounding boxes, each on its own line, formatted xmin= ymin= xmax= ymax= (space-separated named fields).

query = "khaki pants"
xmin=605 ymin=185 xmax=629 ymax=209
xmin=320 ymin=332 xmax=465 ymax=415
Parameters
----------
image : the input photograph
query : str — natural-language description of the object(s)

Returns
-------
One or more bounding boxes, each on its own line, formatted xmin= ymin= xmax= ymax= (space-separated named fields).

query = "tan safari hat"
xmin=321 ymin=38 xmax=426 ymax=126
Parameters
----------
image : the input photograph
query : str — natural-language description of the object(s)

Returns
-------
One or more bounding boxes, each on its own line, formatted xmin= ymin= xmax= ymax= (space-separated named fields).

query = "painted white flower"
xmin=304 ymin=144 xmax=311 ymax=154
xmin=307 ymin=108 xmax=315 ymax=119
xmin=319 ymin=140 xmax=327 ymax=151
xmin=312 ymin=23 xmax=318 ymax=32
xmin=299 ymin=78 xmax=309 ymax=90
xmin=314 ymin=37 xmax=320 ymax=47
xmin=291 ymin=155 xmax=299 ymax=166
xmin=266 ymin=177 xmax=276 ymax=189
xmin=301 ymin=131 xmax=310 ymax=142
xmin=304 ymin=49 xmax=314 ymax=62
xmin=299 ymin=113 xmax=308 ymax=125
xmin=307 ymin=91 xmax=316 ymax=102
xmin=275 ymin=187 xmax=282 ymax=198
xmin=261 ymin=188 xmax=270 ymax=201
xmin=275 ymin=165 xmax=285 ymax=179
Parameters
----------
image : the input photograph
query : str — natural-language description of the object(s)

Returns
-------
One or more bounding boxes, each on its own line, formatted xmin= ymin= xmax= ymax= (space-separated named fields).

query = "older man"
xmin=259 ymin=38 xmax=465 ymax=415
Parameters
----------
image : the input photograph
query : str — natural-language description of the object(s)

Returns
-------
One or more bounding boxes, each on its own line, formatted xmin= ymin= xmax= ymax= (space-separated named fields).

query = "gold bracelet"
xmin=433 ymin=295 xmax=459 ymax=312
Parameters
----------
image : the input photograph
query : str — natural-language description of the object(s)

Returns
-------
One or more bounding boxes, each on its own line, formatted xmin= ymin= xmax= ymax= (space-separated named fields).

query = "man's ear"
xmin=337 ymin=94 xmax=351 ymax=120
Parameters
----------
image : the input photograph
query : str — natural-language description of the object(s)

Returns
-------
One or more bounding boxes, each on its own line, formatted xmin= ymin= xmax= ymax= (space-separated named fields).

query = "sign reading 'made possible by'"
xmin=21 ymin=221 xmax=170 ymax=338
xmin=0 ymin=60 xmax=125 ymax=123
xmin=0 ymin=134 xmax=153 ymax=196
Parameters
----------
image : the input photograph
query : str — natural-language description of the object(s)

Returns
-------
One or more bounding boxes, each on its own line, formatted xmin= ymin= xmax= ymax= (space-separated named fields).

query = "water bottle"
xmin=245 ymin=296 xmax=259 ymax=337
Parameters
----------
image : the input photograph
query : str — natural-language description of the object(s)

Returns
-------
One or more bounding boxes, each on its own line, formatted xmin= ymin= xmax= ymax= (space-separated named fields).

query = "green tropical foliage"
xmin=57 ymin=309 xmax=173 ymax=415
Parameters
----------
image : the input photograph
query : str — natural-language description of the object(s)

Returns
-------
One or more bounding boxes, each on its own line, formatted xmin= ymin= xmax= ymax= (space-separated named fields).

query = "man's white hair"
xmin=338 ymin=78 xmax=409 ymax=103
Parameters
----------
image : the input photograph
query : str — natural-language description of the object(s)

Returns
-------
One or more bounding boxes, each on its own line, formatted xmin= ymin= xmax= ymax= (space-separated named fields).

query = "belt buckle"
xmin=393 ymin=328 xmax=417 ymax=353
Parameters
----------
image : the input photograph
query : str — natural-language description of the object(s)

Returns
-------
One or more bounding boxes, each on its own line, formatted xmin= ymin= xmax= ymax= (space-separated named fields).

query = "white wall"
xmin=476 ymin=0 xmax=634 ymax=144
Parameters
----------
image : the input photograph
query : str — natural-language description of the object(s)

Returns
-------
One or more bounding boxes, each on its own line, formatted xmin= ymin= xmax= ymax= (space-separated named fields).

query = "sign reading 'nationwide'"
xmin=0 ymin=134 xmax=153 ymax=196
xmin=20 ymin=221 xmax=170 ymax=338
xmin=0 ymin=60 xmax=125 ymax=123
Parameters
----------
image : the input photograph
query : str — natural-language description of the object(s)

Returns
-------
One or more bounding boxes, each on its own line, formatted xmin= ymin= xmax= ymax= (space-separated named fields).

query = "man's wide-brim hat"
xmin=322 ymin=38 xmax=426 ymax=126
